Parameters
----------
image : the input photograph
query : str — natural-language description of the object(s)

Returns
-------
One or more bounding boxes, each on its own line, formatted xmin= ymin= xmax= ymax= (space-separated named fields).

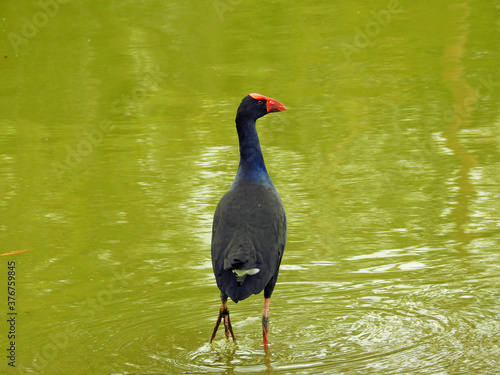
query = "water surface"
xmin=1 ymin=1 xmax=499 ymax=374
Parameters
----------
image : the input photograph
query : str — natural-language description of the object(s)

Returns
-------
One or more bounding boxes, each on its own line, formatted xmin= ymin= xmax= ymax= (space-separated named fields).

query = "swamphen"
xmin=209 ymin=93 xmax=287 ymax=348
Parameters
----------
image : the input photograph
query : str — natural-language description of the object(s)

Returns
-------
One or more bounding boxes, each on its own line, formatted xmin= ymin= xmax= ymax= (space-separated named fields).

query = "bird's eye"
xmin=257 ymin=100 xmax=263 ymax=105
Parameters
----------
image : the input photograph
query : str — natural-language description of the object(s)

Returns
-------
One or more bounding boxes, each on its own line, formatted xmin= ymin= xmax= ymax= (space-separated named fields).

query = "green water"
xmin=1 ymin=1 xmax=500 ymax=374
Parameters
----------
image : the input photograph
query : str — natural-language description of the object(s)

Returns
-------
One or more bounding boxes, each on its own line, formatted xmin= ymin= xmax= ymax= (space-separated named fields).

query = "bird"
xmin=209 ymin=93 xmax=287 ymax=348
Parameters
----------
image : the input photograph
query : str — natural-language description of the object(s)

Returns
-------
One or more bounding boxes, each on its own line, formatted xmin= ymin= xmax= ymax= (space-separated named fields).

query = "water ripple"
xmin=60 ymin=263 xmax=499 ymax=374
xmin=163 ymin=275 xmax=497 ymax=374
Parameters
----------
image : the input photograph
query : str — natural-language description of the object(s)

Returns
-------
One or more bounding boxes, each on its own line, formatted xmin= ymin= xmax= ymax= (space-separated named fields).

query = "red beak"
xmin=249 ymin=93 xmax=287 ymax=113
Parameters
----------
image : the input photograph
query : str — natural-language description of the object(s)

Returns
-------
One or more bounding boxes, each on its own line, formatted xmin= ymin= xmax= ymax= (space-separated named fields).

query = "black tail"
xmin=223 ymin=239 xmax=257 ymax=272
xmin=217 ymin=239 xmax=267 ymax=303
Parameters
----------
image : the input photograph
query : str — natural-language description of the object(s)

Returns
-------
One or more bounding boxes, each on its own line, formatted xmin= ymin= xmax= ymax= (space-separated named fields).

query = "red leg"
xmin=262 ymin=297 xmax=271 ymax=347
xmin=210 ymin=305 xmax=224 ymax=343
xmin=223 ymin=302 xmax=236 ymax=341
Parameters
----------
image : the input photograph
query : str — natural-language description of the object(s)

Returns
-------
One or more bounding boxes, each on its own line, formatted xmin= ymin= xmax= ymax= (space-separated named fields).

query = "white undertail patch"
xmin=233 ymin=268 xmax=260 ymax=276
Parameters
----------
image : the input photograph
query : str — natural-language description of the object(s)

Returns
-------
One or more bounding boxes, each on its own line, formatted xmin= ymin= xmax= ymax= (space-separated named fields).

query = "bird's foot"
xmin=210 ymin=304 xmax=236 ymax=343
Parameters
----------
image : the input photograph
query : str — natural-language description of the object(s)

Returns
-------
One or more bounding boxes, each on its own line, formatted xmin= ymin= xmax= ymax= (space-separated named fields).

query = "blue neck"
xmin=231 ymin=116 xmax=273 ymax=187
